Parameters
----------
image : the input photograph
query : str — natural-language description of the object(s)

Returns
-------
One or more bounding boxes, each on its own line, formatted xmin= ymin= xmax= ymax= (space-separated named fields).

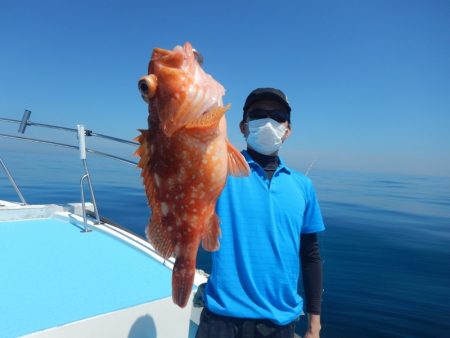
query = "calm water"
xmin=1 ymin=143 xmax=449 ymax=338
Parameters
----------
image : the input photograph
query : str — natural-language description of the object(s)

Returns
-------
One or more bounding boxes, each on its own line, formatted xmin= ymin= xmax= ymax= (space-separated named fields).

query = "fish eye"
xmin=138 ymin=81 xmax=148 ymax=95
xmin=193 ymin=49 xmax=204 ymax=66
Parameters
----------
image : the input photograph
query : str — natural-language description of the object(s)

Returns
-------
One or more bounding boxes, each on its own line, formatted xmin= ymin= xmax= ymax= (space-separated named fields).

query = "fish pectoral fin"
xmin=202 ymin=214 xmax=221 ymax=252
xmin=185 ymin=104 xmax=229 ymax=129
xmin=227 ymin=141 xmax=250 ymax=177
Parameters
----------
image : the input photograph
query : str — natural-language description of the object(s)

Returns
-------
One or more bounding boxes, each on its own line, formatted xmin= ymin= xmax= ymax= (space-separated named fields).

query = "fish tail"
xmin=172 ymin=256 xmax=196 ymax=308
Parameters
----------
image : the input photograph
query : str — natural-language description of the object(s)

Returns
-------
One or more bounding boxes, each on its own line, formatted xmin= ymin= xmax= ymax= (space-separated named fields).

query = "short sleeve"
xmin=301 ymin=181 xmax=325 ymax=234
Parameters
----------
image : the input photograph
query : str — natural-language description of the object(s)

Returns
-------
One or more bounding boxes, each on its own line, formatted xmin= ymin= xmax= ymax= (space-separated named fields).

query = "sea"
xmin=1 ymin=141 xmax=449 ymax=338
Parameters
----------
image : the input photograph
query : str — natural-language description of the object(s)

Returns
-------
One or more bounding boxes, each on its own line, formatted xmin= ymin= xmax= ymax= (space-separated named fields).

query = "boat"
xmin=0 ymin=111 xmax=207 ymax=338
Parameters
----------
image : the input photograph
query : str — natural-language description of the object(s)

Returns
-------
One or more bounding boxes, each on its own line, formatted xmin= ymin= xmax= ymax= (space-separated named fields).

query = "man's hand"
xmin=303 ymin=313 xmax=321 ymax=338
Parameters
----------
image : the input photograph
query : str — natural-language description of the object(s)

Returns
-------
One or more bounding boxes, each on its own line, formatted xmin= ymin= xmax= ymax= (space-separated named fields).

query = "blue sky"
xmin=1 ymin=0 xmax=449 ymax=176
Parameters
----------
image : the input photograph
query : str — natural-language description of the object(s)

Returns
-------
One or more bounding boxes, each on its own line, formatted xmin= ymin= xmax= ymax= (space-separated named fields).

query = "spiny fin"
xmin=135 ymin=129 xmax=173 ymax=258
xmin=133 ymin=129 xmax=149 ymax=146
xmin=185 ymin=104 xmax=229 ymax=129
xmin=134 ymin=129 xmax=151 ymax=169
xmin=202 ymin=214 xmax=221 ymax=252
xmin=134 ymin=129 xmax=154 ymax=206
xmin=146 ymin=215 xmax=174 ymax=259
xmin=227 ymin=141 xmax=250 ymax=177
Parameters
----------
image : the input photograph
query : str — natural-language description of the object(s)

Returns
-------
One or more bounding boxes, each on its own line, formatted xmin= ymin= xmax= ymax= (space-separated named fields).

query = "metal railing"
xmin=1 ymin=110 xmax=139 ymax=146
xmin=0 ymin=157 xmax=27 ymax=205
xmin=77 ymin=124 xmax=100 ymax=231
xmin=0 ymin=110 xmax=140 ymax=231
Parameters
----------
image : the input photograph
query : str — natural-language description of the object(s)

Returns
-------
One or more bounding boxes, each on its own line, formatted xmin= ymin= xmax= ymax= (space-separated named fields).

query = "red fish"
xmin=135 ymin=42 xmax=249 ymax=307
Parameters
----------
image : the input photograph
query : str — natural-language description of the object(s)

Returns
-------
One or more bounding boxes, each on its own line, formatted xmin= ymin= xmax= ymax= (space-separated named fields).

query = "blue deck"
xmin=0 ymin=217 xmax=173 ymax=338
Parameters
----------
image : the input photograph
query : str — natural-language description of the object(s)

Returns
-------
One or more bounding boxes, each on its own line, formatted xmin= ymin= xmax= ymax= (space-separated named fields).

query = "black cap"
xmin=243 ymin=87 xmax=291 ymax=120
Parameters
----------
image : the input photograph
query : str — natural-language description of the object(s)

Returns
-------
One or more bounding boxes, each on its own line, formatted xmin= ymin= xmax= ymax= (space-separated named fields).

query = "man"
xmin=196 ymin=88 xmax=325 ymax=338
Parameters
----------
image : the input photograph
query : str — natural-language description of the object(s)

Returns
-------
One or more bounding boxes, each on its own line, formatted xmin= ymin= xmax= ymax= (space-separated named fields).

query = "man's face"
xmin=240 ymin=100 xmax=291 ymax=139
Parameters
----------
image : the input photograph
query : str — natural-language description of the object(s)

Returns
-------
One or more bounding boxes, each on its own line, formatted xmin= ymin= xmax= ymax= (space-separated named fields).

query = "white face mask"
xmin=246 ymin=118 xmax=288 ymax=155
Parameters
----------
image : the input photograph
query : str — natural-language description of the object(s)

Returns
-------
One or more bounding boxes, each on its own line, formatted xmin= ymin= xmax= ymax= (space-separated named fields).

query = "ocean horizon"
xmin=1 ymin=143 xmax=449 ymax=338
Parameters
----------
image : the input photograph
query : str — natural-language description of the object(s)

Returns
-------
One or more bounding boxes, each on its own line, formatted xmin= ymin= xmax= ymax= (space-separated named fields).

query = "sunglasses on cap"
xmin=246 ymin=109 xmax=290 ymax=123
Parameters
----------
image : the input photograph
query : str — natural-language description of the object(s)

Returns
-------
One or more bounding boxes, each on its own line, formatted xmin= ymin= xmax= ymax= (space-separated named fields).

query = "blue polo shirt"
xmin=204 ymin=151 xmax=325 ymax=325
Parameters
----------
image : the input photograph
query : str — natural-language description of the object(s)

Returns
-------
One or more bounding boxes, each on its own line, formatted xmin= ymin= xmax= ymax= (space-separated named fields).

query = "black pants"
xmin=195 ymin=307 xmax=297 ymax=338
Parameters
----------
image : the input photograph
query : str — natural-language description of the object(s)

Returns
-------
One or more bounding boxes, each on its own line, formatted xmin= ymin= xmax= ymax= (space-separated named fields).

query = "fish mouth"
xmin=149 ymin=42 xmax=225 ymax=137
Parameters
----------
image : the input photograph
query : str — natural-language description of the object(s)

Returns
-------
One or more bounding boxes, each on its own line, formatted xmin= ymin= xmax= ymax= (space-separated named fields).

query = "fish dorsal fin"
xmin=227 ymin=141 xmax=250 ymax=177
xmin=134 ymin=129 xmax=175 ymax=259
xmin=134 ymin=129 xmax=151 ymax=169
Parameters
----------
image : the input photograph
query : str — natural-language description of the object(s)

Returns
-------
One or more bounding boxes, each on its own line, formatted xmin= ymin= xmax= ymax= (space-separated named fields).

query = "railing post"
xmin=77 ymin=125 xmax=101 ymax=231
xmin=80 ymin=174 xmax=91 ymax=232
xmin=0 ymin=157 xmax=27 ymax=205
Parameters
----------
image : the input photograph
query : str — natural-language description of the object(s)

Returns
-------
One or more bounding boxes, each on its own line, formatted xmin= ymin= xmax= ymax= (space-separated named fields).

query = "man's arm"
xmin=300 ymin=233 xmax=323 ymax=336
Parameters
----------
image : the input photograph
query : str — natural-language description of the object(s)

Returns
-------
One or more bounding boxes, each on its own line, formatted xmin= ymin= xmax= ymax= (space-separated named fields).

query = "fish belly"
xmin=141 ymin=127 xmax=227 ymax=307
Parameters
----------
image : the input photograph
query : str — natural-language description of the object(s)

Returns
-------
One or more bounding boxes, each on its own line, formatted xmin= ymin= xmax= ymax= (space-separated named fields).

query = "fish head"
xmin=138 ymin=42 xmax=225 ymax=137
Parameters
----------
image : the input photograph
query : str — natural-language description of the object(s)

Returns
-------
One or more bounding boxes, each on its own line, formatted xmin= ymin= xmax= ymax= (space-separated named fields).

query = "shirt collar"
xmin=242 ymin=150 xmax=291 ymax=174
